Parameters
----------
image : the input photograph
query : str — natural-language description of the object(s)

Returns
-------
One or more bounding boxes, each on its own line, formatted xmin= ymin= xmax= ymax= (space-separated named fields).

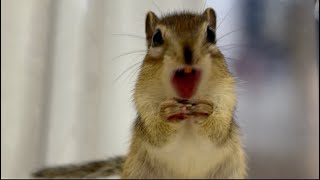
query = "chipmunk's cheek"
xmin=171 ymin=67 xmax=201 ymax=99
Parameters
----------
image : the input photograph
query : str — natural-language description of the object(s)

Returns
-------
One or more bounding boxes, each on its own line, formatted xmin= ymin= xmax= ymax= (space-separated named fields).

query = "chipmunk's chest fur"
xmin=147 ymin=120 xmax=229 ymax=178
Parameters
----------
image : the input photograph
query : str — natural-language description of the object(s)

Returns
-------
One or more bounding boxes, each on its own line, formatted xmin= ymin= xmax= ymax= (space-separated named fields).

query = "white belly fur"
xmin=147 ymin=120 xmax=230 ymax=178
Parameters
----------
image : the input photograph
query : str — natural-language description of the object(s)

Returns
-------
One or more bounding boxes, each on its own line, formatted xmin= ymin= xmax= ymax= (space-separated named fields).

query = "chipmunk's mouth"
xmin=171 ymin=67 xmax=201 ymax=99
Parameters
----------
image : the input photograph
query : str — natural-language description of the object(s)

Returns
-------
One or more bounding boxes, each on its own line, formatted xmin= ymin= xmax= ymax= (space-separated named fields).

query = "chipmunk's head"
xmin=135 ymin=8 xmax=234 ymax=107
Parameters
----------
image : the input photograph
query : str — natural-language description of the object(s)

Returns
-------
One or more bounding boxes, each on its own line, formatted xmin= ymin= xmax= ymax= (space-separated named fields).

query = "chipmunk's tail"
xmin=32 ymin=156 xmax=125 ymax=178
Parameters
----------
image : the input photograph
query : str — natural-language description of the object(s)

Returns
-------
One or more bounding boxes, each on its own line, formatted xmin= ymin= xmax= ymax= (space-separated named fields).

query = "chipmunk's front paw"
xmin=160 ymin=98 xmax=192 ymax=121
xmin=187 ymin=99 xmax=214 ymax=123
xmin=159 ymin=98 xmax=214 ymax=122
xmin=189 ymin=99 xmax=213 ymax=116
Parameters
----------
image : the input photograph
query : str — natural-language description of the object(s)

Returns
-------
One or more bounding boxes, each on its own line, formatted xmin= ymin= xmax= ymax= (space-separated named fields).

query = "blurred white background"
xmin=1 ymin=0 xmax=319 ymax=178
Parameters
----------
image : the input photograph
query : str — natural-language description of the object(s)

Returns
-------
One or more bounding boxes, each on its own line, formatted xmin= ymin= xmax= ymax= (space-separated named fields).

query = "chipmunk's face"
xmin=137 ymin=8 xmax=232 ymax=102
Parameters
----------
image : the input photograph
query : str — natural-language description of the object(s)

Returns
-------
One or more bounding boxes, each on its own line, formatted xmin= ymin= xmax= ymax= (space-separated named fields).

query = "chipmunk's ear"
xmin=203 ymin=8 xmax=216 ymax=29
xmin=145 ymin=11 xmax=159 ymax=41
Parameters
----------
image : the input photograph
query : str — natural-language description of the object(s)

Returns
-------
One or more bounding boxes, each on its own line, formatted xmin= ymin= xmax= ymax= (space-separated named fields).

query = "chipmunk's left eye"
xmin=152 ymin=29 xmax=164 ymax=47
xmin=206 ymin=26 xmax=216 ymax=44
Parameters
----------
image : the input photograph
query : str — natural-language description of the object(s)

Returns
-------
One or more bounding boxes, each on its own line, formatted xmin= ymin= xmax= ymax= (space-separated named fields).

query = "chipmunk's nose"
xmin=183 ymin=46 xmax=193 ymax=65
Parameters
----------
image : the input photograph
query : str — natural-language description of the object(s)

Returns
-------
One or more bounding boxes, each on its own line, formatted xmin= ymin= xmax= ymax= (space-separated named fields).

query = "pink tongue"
xmin=171 ymin=69 xmax=201 ymax=99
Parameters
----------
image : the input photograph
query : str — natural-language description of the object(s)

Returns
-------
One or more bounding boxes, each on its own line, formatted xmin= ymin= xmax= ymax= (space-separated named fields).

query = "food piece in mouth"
xmin=171 ymin=67 xmax=201 ymax=99
xmin=166 ymin=102 xmax=211 ymax=121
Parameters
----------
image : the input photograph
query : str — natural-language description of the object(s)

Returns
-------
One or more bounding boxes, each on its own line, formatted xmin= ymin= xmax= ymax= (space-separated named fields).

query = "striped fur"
xmin=32 ymin=156 xmax=125 ymax=178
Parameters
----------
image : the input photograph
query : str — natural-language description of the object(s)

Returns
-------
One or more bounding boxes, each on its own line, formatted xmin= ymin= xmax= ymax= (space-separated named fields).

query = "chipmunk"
xmin=33 ymin=8 xmax=247 ymax=179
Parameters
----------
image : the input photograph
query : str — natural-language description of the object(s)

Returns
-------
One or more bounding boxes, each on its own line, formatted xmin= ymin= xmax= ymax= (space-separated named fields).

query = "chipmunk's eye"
xmin=206 ymin=26 xmax=216 ymax=44
xmin=152 ymin=29 xmax=163 ymax=47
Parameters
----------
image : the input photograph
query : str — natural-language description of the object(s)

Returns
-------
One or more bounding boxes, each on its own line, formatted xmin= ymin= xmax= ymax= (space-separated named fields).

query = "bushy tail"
xmin=32 ymin=156 xmax=125 ymax=178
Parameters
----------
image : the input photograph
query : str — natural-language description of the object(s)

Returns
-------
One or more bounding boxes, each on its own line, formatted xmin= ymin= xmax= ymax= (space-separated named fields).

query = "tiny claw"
xmin=181 ymin=106 xmax=187 ymax=111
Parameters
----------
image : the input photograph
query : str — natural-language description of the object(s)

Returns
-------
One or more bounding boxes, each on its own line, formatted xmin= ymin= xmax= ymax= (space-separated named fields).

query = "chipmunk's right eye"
xmin=206 ymin=26 xmax=216 ymax=44
xmin=152 ymin=29 xmax=163 ymax=47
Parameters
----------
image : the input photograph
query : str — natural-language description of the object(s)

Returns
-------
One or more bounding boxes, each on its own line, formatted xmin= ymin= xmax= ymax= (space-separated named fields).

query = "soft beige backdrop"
xmin=1 ymin=0 xmax=209 ymax=178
